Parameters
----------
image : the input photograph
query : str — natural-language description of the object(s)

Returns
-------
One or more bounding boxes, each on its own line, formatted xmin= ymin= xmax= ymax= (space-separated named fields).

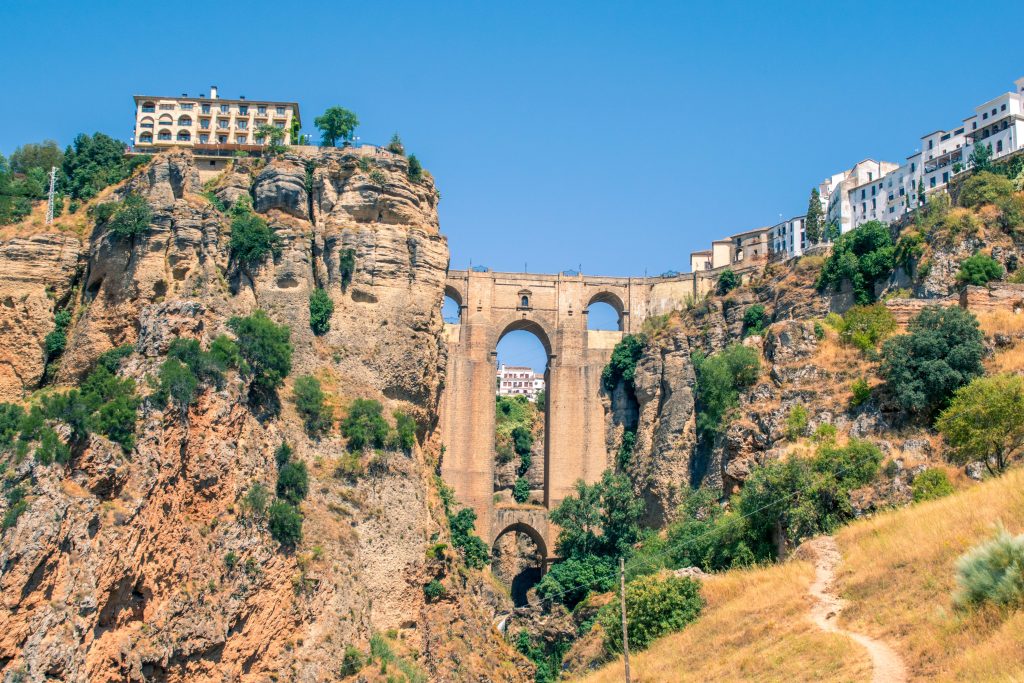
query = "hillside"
xmin=581 ymin=467 xmax=1024 ymax=682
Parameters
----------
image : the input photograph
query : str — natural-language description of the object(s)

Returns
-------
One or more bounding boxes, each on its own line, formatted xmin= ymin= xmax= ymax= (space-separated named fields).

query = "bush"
xmin=34 ymin=426 xmax=71 ymax=465
xmin=268 ymin=499 xmax=303 ymax=546
xmin=958 ymin=171 xmax=1014 ymax=209
xmin=407 ymin=154 xmax=423 ymax=182
xmin=812 ymin=422 xmax=837 ymax=444
xmin=511 ymin=425 xmax=533 ymax=457
xmin=240 ymin=482 xmax=270 ymax=518
xmin=661 ymin=487 xmax=754 ymax=572
xmin=96 ymin=344 xmax=134 ymax=374
xmin=308 ymin=288 xmax=333 ymax=335
xmin=276 ymin=460 xmax=309 ymax=505
xmin=912 ymin=468 xmax=954 ymax=502
xmin=813 ymin=321 xmax=825 ymax=340
xmin=954 ymin=528 xmax=1024 ymax=609
xmin=339 ymin=248 xmax=356 ymax=291
xmin=512 ymin=477 xmax=530 ymax=503
xmin=447 ymin=506 xmax=490 ymax=569
xmin=957 ymin=254 xmax=1004 ymax=286
xmin=535 ymin=555 xmax=616 ymax=608
xmin=838 ymin=304 xmax=896 ymax=352
xmin=40 ymin=364 xmax=139 ymax=450
xmin=597 ymin=575 xmax=703 ymax=652
xmin=601 ymin=334 xmax=646 ymax=392
xmin=340 ymin=646 xmax=365 ymax=676
xmin=716 ymin=269 xmax=739 ymax=295
xmin=157 ymin=358 xmax=199 ymax=409
xmin=275 ymin=441 xmax=293 ymax=469
xmin=423 ymin=579 xmax=445 ymax=601
xmin=550 ymin=470 xmax=644 ymax=560
xmin=742 ymin=304 xmax=769 ymax=336
xmin=881 ymin=306 xmax=983 ymax=419
xmin=340 ymin=398 xmax=389 ymax=451
xmin=224 ymin=551 xmax=238 ymax=570
xmin=108 ymin=194 xmax=152 ymax=239
xmin=2 ymin=487 xmax=28 ymax=529
xmin=229 ymin=201 xmax=281 ymax=267
xmin=693 ymin=344 xmax=760 ymax=437
xmin=850 ymin=377 xmax=871 ymax=407
xmin=936 ymin=373 xmax=1024 ymax=474
xmin=785 ymin=404 xmax=808 ymax=441
xmin=227 ymin=310 xmax=293 ymax=397
xmin=62 ymin=132 xmax=149 ymax=201
xmin=393 ymin=410 xmax=417 ymax=453
xmin=817 ymin=221 xmax=895 ymax=305
xmin=814 ymin=438 xmax=882 ymax=488
xmin=292 ymin=375 xmax=333 ymax=437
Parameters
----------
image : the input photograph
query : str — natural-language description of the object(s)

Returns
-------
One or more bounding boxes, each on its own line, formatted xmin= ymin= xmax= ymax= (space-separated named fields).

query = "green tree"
xmin=817 ymin=221 xmax=895 ymax=304
xmin=959 ymin=171 xmax=1013 ymax=209
xmin=339 ymin=248 xmax=356 ymax=291
xmin=256 ymin=124 xmax=286 ymax=155
xmin=535 ymin=555 xmax=615 ymax=608
xmin=308 ymin=288 xmax=334 ymax=335
xmin=881 ymin=306 xmax=984 ymax=418
xmin=693 ymin=344 xmax=760 ymax=437
xmin=407 ymin=154 xmax=423 ymax=182
xmin=805 ymin=187 xmax=824 ymax=244
xmin=276 ymin=459 xmax=310 ymax=504
xmin=598 ymin=575 xmax=703 ymax=652
xmin=917 ymin=179 xmax=926 ymax=207
xmin=314 ymin=107 xmax=359 ymax=147
xmin=447 ymin=506 xmax=490 ymax=569
xmin=716 ymin=268 xmax=739 ymax=295
xmin=227 ymin=310 xmax=293 ymax=397
xmin=601 ymin=334 xmax=646 ymax=391
xmin=386 ymin=133 xmax=405 ymax=154
xmin=512 ymin=477 xmax=530 ymax=503
xmin=158 ymin=358 xmax=199 ymax=409
xmin=785 ymin=404 xmax=808 ymax=441
xmin=837 ymin=304 xmax=896 ymax=352
xmin=62 ymin=132 xmax=149 ymax=201
xmin=268 ymin=499 xmax=303 ymax=546
xmin=742 ymin=304 xmax=769 ymax=336
xmin=292 ymin=375 xmax=333 ymax=437
xmin=393 ymin=411 xmax=417 ymax=452
xmin=9 ymin=140 xmax=63 ymax=174
xmin=957 ymin=253 xmax=1004 ymax=285
xmin=912 ymin=468 xmax=954 ymax=502
xmin=969 ymin=142 xmax=993 ymax=173
xmin=229 ymin=200 xmax=281 ymax=267
xmin=240 ymin=482 xmax=270 ymax=517
xmin=108 ymin=194 xmax=152 ymax=239
xmin=340 ymin=398 xmax=389 ymax=451
xmin=936 ymin=374 xmax=1024 ymax=475
xmin=550 ymin=470 xmax=644 ymax=559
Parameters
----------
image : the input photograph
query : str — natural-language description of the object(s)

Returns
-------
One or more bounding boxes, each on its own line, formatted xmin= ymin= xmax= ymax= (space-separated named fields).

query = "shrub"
xmin=340 ymin=398 xmax=389 ymax=451
xmin=44 ymin=308 xmax=72 ymax=358
xmin=716 ymin=269 xmax=739 ymax=295
xmin=308 ymin=288 xmax=333 ymax=335
xmin=276 ymin=460 xmax=309 ymax=505
xmin=229 ymin=202 xmax=281 ymax=267
xmin=292 ymin=375 xmax=333 ymax=437
xmin=512 ymin=477 xmax=530 ymax=503
xmin=407 ymin=154 xmax=423 ymax=182
xmin=742 ymin=304 xmax=769 ymax=336
xmin=957 ymin=254 xmax=1004 ymax=286
xmin=108 ymin=194 xmax=152 ymax=239
xmin=954 ymin=528 xmax=1024 ymax=609
xmin=958 ymin=171 xmax=1013 ymax=209
xmin=813 ymin=423 xmax=837 ymax=444
xmin=423 ymin=579 xmax=445 ymax=601
xmin=693 ymin=344 xmax=760 ymax=437
xmin=601 ymin=334 xmax=646 ymax=391
xmin=511 ymin=425 xmax=533 ymax=456
xmin=386 ymin=133 xmax=405 ymax=154
xmin=40 ymin=364 xmax=140 ymax=450
xmin=224 ymin=551 xmax=239 ymax=570
xmin=275 ymin=441 xmax=293 ymax=469
xmin=34 ymin=427 xmax=71 ymax=465
xmin=850 ymin=377 xmax=871 ymax=407
xmin=617 ymin=430 xmax=636 ymax=470
xmin=785 ymin=404 xmax=808 ymax=441
xmin=157 ymin=358 xmax=199 ymax=409
xmin=817 ymin=221 xmax=895 ymax=305
xmin=881 ymin=306 xmax=984 ymax=419
xmin=240 ymin=482 xmax=270 ymax=518
xmin=227 ymin=310 xmax=293 ymax=397
xmin=535 ymin=555 xmax=616 ymax=608
xmin=936 ymin=373 xmax=1024 ymax=474
xmin=393 ymin=411 xmax=417 ymax=452
xmin=838 ymin=304 xmax=896 ymax=352
xmin=813 ymin=321 xmax=825 ymax=340
xmin=661 ymin=487 xmax=754 ymax=572
xmin=339 ymin=248 xmax=356 ymax=291
xmin=597 ymin=575 xmax=703 ymax=652
xmin=550 ymin=470 xmax=644 ymax=560
xmin=268 ymin=499 xmax=303 ymax=546
xmin=2 ymin=487 xmax=28 ymax=529
xmin=95 ymin=344 xmax=134 ymax=373
xmin=447 ymin=506 xmax=490 ymax=569
xmin=340 ymin=646 xmax=366 ymax=676
xmin=912 ymin=468 xmax=955 ymax=502
xmin=814 ymin=438 xmax=882 ymax=488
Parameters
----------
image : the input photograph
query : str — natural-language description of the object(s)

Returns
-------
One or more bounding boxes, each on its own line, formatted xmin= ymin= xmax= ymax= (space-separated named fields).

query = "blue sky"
xmin=2 ymin=0 xmax=1023 ymax=370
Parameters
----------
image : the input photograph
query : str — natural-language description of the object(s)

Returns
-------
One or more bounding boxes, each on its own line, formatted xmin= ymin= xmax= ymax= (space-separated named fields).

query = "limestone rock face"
xmin=0 ymin=233 xmax=83 ymax=398
xmin=0 ymin=149 xmax=525 ymax=683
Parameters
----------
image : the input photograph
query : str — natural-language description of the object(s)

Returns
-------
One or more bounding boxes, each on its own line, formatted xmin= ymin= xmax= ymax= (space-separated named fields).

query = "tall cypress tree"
xmin=805 ymin=188 xmax=824 ymax=244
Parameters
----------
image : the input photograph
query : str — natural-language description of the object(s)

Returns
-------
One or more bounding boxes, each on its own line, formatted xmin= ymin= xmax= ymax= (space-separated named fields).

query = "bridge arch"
xmin=492 ymin=316 xmax=555 ymax=359
xmin=493 ymin=521 xmax=548 ymax=561
xmin=586 ymin=290 xmax=626 ymax=331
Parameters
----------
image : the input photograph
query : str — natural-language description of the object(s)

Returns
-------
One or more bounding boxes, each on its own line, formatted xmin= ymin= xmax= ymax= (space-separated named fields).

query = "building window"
xmin=201 ymin=104 xmax=211 ymax=114
xmin=997 ymin=140 xmax=1004 ymax=153
xmin=972 ymin=121 xmax=977 ymax=130
xmin=943 ymin=172 xmax=949 ymax=183
xmin=200 ymin=119 xmax=210 ymax=129
xmin=911 ymin=162 xmax=916 ymax=172
xmin=236 ymin=135 xmax=247 ymax=144
xmin=930 ymin=176 xmax=937 ymax=188
xmin=275 ymin=122 xmax=285 ymax=129
xmin=140 ymin=117 xmax=154 ymax=128
xmin=181 ymin=103 xmax=194 ymax=111
xmin=983 ymin=112 xmax=988 ymax=120
xmin=177 ymin=131 xmax=191 ymax=141
xmin=220 ymin=104 xmax=229 ymax=113
xmin=520 ymin=295 xmax=529 ymax=308
xmin=199 ymin=134 xmax=209 ymax=143
xmin=1001 ymin=103 xmax=1007 ymax=111
xmin=218 ymin=134 xmax=227 ymax=144
xmin=258 ymin=105 xmax=267 ymax=114
xmin=141 ymin=101 xmax=156 ymax=113
xmin=158 ymin=130 xmax=172 ymax=141
xmin=218 ymin=120 xmax=229 ymax=129
xmin=276 ymin=106 xmax=286 ymax=115
xmin=159 ymin=103 xmax=175 ymax=110
xmin=255 ymin=135 xmax=265 ymax=144
xmin=239 ymin=105 xmax=248 ymax=115
xmin=237 ymin=120 xmax=248 ymax=129
xmin=139 ymin=132 xmax=153 ymax=143
xmin=177 ymin=115 xmax=192 ymax=126
xmin=928 ymin=140 xmax=934 ymax=149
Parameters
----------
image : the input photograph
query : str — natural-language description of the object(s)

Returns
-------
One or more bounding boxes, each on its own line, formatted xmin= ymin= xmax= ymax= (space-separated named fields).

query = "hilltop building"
xmin=131 ymin=86 xmax=301 ymax=176
xmin=497 ymin=364 xmax=545 ymax=402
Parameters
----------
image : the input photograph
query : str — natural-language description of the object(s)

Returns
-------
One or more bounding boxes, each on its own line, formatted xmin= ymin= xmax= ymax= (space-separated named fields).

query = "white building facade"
xmin=769 ymin=215 xmax=807 ymax=259
xmin=497 ymin=365 xmax=545 ymax=402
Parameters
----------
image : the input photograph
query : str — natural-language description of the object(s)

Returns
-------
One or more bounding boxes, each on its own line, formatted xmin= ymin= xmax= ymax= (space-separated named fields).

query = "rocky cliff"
xmin=0 ymin=148 xmax=527 ymax=682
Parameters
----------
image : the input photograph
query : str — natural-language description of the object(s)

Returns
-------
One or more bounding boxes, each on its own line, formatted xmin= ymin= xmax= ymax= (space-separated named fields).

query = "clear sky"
xmin=3 ymin=0 xmax=1023 ymax=369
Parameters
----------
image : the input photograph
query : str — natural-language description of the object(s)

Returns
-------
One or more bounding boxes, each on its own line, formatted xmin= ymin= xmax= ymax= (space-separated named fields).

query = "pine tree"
xmin=917 ymin=180 xmax=926 ymax=207
xmin=805 ymin=188 xmax=824 ymax=244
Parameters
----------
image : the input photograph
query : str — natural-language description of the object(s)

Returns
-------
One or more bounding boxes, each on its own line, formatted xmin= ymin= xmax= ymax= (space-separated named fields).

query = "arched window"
xmin=139 ymin=132 xmax=153 ymax=143
xmin=521 ymin=295 xmax=529 ymax=308
xmin=177 ymin=115 xmax=192 ymax=127
xmin=177 ymin=130 xmax=191 ymax=141
xmin=157 ymin=129 xmax=172 ymax=141
xmin=140 ymin=116 xmax=154 ymax=129
xmin=141 ymin=101 xmax=155 ymax=113
xmin=158 ymin=114 xmax=173 ymax=126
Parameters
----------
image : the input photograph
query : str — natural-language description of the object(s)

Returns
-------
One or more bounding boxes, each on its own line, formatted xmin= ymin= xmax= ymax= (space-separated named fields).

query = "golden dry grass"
xmin=579 ymin=560 xmax=871 ymax=682
xmin=582 ymin=469 xmax=1024 ymax=682
xmin=834 ymin=467 xmax=1024 ymax=681
xmin=975 ymin=309 xmax=1024 ymax=337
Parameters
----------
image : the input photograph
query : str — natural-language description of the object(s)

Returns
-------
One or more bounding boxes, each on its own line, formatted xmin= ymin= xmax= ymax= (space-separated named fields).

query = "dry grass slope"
xmin=582 ymin=469 xmax=1024 ymax=682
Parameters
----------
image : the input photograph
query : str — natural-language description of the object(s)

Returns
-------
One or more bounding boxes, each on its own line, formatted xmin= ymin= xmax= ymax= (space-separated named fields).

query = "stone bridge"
xmin=438 ymin=268 xmax=708 ymax=563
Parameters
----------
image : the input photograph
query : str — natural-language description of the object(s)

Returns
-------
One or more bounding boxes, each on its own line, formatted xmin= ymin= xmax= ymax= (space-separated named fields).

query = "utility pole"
xmin=45 ymin=166 xmax=57 ymax=225
xmin=619 ymin=557 xmax=631 ymax=683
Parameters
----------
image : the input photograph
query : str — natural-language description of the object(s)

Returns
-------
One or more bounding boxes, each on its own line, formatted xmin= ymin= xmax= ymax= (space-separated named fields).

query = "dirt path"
xmin=805 ymin=536 xmax=908 ymax=683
